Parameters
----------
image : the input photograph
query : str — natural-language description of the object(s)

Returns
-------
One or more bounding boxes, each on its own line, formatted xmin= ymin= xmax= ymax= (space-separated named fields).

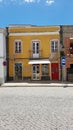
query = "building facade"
xmin=60 ymin=25 xmax=73 ymax=81
xmin=8 ymin=25 xmax=60 ymax=81
xmin=0 ymin=28 xmax=7 ymax=84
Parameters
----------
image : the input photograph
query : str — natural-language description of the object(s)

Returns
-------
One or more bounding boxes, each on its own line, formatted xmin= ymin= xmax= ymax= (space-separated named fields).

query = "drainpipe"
xmin=60 ymin=25 xmax=63 ymax=81
xmin=6 ymin=27 xmax=9 ymax=81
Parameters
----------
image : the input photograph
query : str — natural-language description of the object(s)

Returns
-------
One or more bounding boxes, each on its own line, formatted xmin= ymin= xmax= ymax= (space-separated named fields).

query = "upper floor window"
xmin=32 ymin=41 xmax=39 ymax=54
xmin=15 ymin=41 xmax=22 ymax=53
xmin=51 ymin=40 xmax=58 ymax=52
xmin=31 ymin=40 xmax=40 ymax=58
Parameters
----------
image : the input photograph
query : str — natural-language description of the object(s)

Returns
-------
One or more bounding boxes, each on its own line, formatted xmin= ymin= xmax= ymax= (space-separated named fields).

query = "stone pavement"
xmin=0 ymin=87 xmax=73 ymax=130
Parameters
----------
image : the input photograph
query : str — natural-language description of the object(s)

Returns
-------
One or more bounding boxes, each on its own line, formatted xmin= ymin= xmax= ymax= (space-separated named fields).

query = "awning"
xmin=28 ymin=59 xmax=50 ymax=64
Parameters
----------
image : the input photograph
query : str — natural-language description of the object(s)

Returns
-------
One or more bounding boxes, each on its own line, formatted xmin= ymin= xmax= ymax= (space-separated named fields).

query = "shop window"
xmin=42 ymin=64 xmax=49 ymax=76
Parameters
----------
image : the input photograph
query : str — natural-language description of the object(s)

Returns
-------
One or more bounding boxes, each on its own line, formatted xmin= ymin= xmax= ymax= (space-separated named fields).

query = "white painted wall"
xmin=0 ymin=29 xmax=7 ymax=84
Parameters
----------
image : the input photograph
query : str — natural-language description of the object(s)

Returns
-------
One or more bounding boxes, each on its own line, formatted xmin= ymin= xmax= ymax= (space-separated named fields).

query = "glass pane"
xmin=33 ymin=74 xmax=36 ymax=79
xmin=33 ymin=46 xmax=35 ymax=53
xmin=51 ymin=41 xmax=54 ymax=52
xmin=55 ymin=42 xmax=58 ymax=47
xmin=33 ymin=66 xmax=36 ymax=73
xmin=51 ymin=41 xmax=54 ymax=46
xmin=37 ymin=66 xmax=39 ymax=73
xmin=37 ymin=43 xmax=39 ymax=46
xmin=55 ymin=41 xmax=58 ymax=51
xmin=15 ymin=41 xmax=22 ymax=53
xmin=33 ymin=43 xmax=35 ymax=53
xmin=15 ymin=42 xmax=17 ymax=46
xmin=33 ymin=43 xmax=35 ymax=46
xmin=36 ymin=43 xmax=39 ymax=53
xmin=51 ymin=41 xmax=58 ymax=52
xmin=42 ymin=64 xmax=49 ymax=75
xmin=19 ymin=42 xmax=21 ymax=46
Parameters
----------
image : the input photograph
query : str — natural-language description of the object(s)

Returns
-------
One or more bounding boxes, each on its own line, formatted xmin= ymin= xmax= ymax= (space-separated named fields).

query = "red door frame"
xmin=51 ymin=63 xmax=59 ymax=80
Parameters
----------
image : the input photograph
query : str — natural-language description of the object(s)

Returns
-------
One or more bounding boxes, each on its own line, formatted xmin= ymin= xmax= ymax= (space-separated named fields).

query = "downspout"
xmin=60 ymin=25 xmax=63 ymax=81
xmin=6 ymin=27 xmax=9 ymax=81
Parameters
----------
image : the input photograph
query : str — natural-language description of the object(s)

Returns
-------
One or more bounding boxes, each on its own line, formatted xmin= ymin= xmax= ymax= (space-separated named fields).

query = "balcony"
xmin=29 ymin=50 xmax=43 ymax=59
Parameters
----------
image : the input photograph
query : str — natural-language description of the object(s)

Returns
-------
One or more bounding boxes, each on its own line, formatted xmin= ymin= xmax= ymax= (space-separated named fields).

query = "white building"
xmin=0 ymin=28 xmax=7 ymax=84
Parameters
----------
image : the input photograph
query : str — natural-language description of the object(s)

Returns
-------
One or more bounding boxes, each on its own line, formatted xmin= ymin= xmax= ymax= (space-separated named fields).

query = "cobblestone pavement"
xmin=0 ymin=87 xmax=73 ymax=130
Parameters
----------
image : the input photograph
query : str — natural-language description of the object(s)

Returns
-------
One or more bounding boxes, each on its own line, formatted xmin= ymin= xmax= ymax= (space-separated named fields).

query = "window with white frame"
xmin=32 ymin=41 xmax=39 ymax=54
xmin=15 ymin=41 xmax=22 ymax=53
xmin=51 ymin=40 xmax=58 ymax=52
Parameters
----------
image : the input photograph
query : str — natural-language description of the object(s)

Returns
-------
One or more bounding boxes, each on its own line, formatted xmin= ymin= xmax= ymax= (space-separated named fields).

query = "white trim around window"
xmin=31 ymin=39 xmax=41 ymax=58
xmin=14 ymin=40 xmax=22 ymax=54
xmin=50 ymin=39 xmax=59 ymax=53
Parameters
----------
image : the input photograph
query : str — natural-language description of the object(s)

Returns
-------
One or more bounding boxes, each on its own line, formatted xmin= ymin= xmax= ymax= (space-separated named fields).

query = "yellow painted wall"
xmin=9 ymin=60 xmax=14 ymax=77
xmin=9 ymin=35 xmax=60 ymax=58
xmin=8 ymin=26 xmax=60 ymax=78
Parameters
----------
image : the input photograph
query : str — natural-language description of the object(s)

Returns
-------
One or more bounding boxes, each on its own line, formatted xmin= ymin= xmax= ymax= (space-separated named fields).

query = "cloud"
xmin=23 ymin=0 xmax=35 ymax=3
xmin=46 ymin=0 xmax=55 ymax=6
xmin=0 ymin=0 xmax=55 ymax=5
xmin=0 ymin=0 xmax=37 ymax=4
xmin=23 ymin=0 xmax=40 ymax=3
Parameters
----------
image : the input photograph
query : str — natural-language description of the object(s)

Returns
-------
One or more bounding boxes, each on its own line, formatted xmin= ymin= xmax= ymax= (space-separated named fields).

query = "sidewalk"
xmin=1 ymin=81 xmax=73 ymax=87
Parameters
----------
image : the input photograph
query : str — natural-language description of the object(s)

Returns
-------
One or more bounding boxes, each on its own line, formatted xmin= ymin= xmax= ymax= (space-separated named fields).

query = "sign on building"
xmin=61 ymin=56 xmax=66 ymax=66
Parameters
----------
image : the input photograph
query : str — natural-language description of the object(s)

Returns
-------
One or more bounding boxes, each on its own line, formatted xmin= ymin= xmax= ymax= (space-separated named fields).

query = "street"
xmin=0 ymin=87 xmax=73 ymax=130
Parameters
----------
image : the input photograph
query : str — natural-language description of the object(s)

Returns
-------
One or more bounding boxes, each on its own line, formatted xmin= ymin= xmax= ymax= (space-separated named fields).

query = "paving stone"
xmin=0 ymin=87 xmax=73 ymax=130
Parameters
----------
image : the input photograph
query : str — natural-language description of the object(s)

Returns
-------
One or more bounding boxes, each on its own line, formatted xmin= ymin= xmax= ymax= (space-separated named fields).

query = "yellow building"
xmin=8 ymin=25 xmax=60 ymax=81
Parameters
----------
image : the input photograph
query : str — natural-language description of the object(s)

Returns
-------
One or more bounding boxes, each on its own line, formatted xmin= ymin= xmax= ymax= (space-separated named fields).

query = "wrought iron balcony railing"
xmin=29 ymin=50 xmax=43 ymax=59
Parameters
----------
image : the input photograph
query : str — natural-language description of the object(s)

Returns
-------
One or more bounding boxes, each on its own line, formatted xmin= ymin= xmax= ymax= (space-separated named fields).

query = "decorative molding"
xmin=9 ymin=31 xmax=59 ymax=36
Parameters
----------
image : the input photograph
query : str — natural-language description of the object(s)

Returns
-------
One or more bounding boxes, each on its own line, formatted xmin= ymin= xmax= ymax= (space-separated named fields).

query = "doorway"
xmin=32 ymin=65 xmax=40 ymax=80
xmin=14 ymin=63 xmax=22 ymax=80
xmin=32 ymin=41 xmax=39 ymax=58
xmin=51 ymin=63 xmax=59 ymax=80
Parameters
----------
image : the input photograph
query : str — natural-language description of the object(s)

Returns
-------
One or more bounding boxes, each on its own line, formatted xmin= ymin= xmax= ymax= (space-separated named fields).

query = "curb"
xmin=1 ymin=83 xmax=73 ymax=87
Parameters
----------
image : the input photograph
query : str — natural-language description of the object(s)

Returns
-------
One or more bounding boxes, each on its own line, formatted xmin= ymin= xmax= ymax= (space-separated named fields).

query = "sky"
xmin=0 ymin=0 xmax=73 ymax=27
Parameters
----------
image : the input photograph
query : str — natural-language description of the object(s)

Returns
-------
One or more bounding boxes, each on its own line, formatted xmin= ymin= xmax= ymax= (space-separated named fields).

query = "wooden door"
xmin=51 ymin=63 xmax=59 ymax=80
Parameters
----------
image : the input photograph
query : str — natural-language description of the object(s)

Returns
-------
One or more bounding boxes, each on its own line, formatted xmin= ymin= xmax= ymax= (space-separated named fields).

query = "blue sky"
xmin=0 ymin=0 xmax=73 ymax=27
